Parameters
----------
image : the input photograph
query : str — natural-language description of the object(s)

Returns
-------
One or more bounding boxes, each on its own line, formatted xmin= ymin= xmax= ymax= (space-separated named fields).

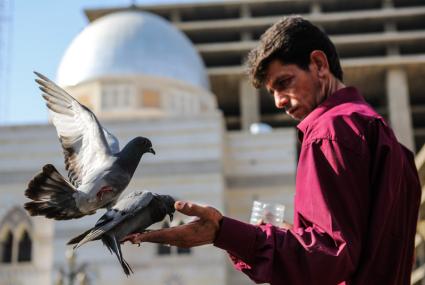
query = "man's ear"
xmin=310 ymin=50 xmax=329 ymax=78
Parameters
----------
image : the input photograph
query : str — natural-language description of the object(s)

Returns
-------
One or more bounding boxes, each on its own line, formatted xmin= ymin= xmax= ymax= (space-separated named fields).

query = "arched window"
xmin=18 ymin=230 xmax=32 ymax=262
xmin=0 ymin=206 xmax=33 ymax=264
xmin=1 ymin=231 xmax=13 ymax=263
xmin=157 ymin=221 xmax=171 ymax=255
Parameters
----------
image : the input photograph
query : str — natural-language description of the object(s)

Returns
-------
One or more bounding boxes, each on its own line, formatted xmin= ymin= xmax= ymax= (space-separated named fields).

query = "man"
xmin=123 ymin=16 xmax=421 ymax=284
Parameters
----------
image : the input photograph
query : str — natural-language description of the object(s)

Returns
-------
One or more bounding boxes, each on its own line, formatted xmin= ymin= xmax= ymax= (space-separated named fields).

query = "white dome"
xmin=57 ymin=11 xmax=209 ymax=90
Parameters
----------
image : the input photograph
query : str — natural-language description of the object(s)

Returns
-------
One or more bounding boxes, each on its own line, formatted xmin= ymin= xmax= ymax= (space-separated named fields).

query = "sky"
xmin=0 ymin=0 xmax=211 ymax=126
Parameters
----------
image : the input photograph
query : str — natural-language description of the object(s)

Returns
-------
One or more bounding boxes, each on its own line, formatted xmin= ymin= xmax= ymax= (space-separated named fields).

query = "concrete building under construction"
xmin=88 ymin=0 xmax=425 ymax=152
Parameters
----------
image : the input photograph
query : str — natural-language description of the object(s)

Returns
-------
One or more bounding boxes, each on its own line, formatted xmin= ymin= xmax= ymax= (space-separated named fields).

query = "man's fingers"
xmin=121 ymin=233 xmax=142 ymax=244
xmin=175 ymin=201 xmax=209 ymax=218
xmin=137 ymin=229 xmax=171 ymax=244
xmin=136 ymin=226 xmax=192 ymax=245
xmin=175 ymin=201 xmax=223 ymax=231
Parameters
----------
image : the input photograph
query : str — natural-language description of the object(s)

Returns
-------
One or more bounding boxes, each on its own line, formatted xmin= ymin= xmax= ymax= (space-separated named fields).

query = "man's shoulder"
xmin=303 ymin=101 xmax=383 ymax=145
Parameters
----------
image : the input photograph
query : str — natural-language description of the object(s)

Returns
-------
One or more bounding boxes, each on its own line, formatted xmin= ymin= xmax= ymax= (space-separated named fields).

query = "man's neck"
xmin=322 ymin=76 xmax=345 ymax=103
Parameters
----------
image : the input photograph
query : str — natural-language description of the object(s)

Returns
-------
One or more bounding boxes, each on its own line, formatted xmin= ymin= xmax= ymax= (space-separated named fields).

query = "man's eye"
xmin=277 ymin=78 xmax=291 ymax=89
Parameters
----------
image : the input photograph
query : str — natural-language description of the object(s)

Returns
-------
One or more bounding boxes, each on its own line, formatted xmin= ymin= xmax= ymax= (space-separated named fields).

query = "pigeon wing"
xmin=113 ymin=191 xmax=154 ymax=214
xmin=73 ymin=191 xmax=154 ymax=248
xmin=103 ymin=128 xmax=120 ymax=154
xmin=34 ymin=72 xmax=119 ymax=187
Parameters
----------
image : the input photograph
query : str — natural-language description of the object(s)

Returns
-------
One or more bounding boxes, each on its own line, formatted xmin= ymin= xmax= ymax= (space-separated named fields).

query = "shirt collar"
xmin=297 ymin=86 xmax=365 ymax=134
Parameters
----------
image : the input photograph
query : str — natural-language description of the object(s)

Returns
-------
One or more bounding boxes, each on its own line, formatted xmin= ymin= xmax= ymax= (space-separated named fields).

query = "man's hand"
xmin=121 ymin=201 xmax=223 ymax=248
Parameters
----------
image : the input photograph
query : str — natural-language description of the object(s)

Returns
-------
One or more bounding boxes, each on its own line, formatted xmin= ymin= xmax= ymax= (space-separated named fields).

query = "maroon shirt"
xmin=214 ymin=87 xmax=421 ymax=284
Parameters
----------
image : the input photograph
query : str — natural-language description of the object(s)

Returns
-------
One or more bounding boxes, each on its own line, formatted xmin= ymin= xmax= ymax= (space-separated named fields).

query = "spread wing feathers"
xmin=24 ymin=164 xmax=86 ymax=220
xmin=34 ymin=71 xmax=118 ymax=187
xmin=103 ymin=128 xmax=120 ymax=155
xmin=70 ymin=191 xmax=154 ymax=248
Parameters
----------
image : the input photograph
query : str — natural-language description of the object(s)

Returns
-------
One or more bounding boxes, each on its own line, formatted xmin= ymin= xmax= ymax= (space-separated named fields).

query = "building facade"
xmin=0 ymin=6 xmax=296 ymax=285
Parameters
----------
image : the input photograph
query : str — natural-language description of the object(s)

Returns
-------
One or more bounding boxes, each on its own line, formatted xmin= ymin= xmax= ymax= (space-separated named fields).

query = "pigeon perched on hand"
xmin=67 ymin=190 xmax=175 ymax=276
xmin=24 ymin=72 xmax=155 ymax=220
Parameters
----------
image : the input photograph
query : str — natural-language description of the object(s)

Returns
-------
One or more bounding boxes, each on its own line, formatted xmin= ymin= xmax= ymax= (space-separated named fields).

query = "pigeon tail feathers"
xmin=24 ymin=164 xmax=86 ymax=220
xmin=67 ymin=228 xmax=96 ymax=246
xmin=102 ymin=235 xmax=134 ymax=276
xmin=73 ymin=228 xmax=106 ymax=249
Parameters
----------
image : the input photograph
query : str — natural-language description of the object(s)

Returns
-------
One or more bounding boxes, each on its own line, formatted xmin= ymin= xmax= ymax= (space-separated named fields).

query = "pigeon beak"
xmin=148 ymin=148 xmax=155 ymax=155
xmin=169 ymin=213 xmax=174 ymax=222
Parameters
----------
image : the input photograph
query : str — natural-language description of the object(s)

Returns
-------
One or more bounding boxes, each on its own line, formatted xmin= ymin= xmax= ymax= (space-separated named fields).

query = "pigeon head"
xmin=120 ymin=136 xmax=155 ymax=157
xmin=161 ymin=195 xmax=176 ymax=222
xmin=133 ymin=136 xmax=155 ymax=155
xmin=117 ymin=137 xmax=155 ymax=175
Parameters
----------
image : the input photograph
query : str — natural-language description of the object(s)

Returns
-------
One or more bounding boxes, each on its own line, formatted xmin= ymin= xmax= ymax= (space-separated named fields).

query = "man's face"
xmin=265 ymin=59 xmax=323 ymax=121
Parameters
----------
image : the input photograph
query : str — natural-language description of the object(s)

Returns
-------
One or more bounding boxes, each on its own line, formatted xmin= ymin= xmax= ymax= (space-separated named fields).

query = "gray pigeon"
xmin=67 ymin=190 xmax=175 ymax=276
xmin=24 ymin=72 xmax=155 ymax=220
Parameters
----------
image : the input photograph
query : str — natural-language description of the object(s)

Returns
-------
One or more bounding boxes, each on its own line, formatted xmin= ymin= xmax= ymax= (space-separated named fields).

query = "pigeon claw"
xmin=97 ymin=186 xmax=114 ymax=201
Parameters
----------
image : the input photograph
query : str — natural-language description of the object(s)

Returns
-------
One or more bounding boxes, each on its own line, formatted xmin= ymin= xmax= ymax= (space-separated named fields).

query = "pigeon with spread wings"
xmin=24 ymin=72 xmax=155 ymax=220
xmin=68 ymin=190 xmax=175 ymax=276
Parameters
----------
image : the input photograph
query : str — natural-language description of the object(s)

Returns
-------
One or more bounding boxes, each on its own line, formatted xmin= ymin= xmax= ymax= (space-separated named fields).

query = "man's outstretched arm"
xmin=121 ymin=201 xmax=223 ymax=248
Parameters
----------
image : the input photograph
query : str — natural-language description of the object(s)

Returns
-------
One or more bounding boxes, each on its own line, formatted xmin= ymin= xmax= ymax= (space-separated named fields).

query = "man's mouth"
xmin=286 ymin=106 xmax=296 ymax=115
xmin=286 ymin=107 xmax=302 ymax=120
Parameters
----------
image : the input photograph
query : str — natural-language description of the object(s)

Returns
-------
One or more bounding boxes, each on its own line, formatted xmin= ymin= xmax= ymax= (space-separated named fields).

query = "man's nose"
xmin=274 ymin=93 xmax=289 ymax=109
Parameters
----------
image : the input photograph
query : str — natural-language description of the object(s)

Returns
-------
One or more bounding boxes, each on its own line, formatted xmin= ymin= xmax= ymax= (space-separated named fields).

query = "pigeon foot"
xmin=97 ymin=186 xmax=114 ymax=201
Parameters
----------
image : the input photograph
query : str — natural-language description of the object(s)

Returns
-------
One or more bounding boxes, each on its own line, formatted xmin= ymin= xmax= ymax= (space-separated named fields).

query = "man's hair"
xmin=246 ymin=16 xmax=343 ymax=88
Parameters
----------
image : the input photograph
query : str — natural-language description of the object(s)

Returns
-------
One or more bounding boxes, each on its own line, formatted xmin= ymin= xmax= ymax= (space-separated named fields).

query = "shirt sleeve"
xmin=214 ymin=138 xmax=370 ymax=284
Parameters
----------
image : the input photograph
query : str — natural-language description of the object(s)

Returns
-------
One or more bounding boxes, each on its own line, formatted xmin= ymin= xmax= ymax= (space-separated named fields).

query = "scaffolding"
xmin=413 ymin=146 xmax=425 ymax=284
